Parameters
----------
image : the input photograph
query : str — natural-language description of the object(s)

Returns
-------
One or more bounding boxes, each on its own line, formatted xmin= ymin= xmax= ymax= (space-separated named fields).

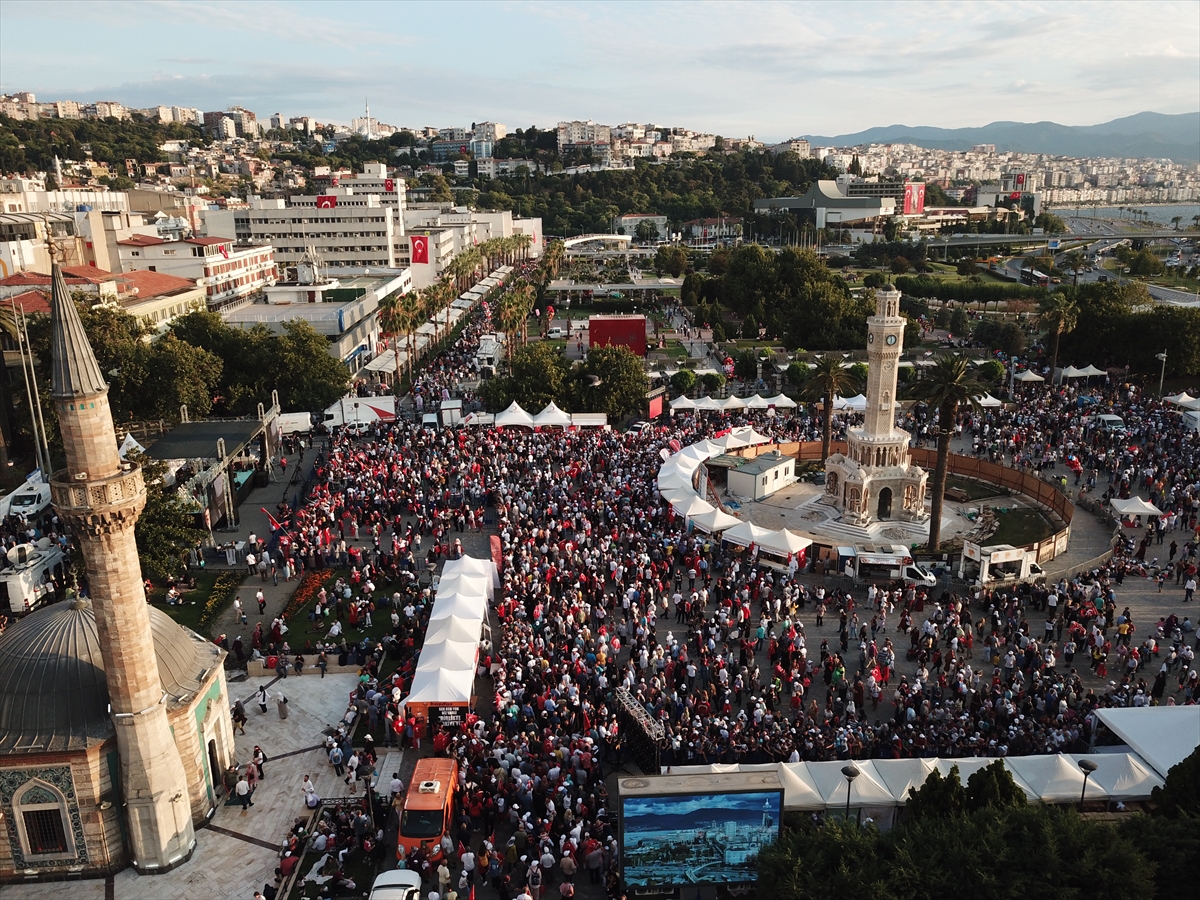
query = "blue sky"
xmin=2 ymin=1 xmax=1196 ymax=139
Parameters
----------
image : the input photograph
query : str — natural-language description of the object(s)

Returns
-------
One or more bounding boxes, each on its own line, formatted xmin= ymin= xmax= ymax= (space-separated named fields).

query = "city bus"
xmin=1020 ymin=267 xmax=1050 ymax=288
xmin=397 ymin=758 xmax=458 ymax=862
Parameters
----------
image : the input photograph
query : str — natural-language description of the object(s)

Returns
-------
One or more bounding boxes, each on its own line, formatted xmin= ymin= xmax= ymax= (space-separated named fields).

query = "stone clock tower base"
xmin=824 ymin=284 xmax=928 ymax=525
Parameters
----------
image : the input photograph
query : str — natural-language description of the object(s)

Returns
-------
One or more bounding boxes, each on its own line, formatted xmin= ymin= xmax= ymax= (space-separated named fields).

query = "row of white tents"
xmin=670 ymin=393 xmax=797 ymax=412
xmin=366 ymin=266 xmax=514 ymax=376
xmin=664 ymin=751 xmax=1165 ymax=828
xmin=401 ymin=555 xmax=500 ymax=717
xmin=473 ymin=401 xmax=607 ymax=430
xmin=657 ymin=428 xmax=812 ymax=558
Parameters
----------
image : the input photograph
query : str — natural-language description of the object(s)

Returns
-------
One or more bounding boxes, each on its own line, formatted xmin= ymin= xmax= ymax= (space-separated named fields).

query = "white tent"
xmin=777 ymin=763 xmax=826 ymax=810
xmin=718 ymin=395 xmax=747 ymax=410
xmin=975 ymin=393 xmax=1003 ymax=408
xmin=744 ymin=394 xmax=769 ymax=409
xmin=404 ymin=667 xmax=475 ymax=706
xmin=1006 ymin=755 xmax=1092 ymax=804
xmin=433 ymin=571 xmax=495 ymax=602
xmin=1165 ymin=391 xmax=1197 ymax=406
xmin=1093 ymin=706 xmax=1200 ymax=778
xmin=657 ymin=468 xmax=696 ymax=492
xmin=442 ymin=554 xmax=501 ymax=588
xmin=669 ymin=395 xmax=695 ymax=411
xmin=118 ymin=433 xmax=146 ymax=460
xmin=1077 ymin=364 xmax=1106 ymax=377
xmin=1060 ymin=365 xmax=1087 ymax=379
xmin=764 ymin=393 xmax=798 ymax=408
xmin=756 ymin=528 xmax=812 ymax=557
xmin=740 ymin=428 xmax=774 ymax=446
xmin=670 ymin=493 xmax=714 ymax=519
xmin=679 ymin=440 xmax=720 ymax=463
xmin=427 ymin=591 xmax=488 ymax=621
xmin=424 ymin=615 xmax=483 ymax=645
xmin=416 ymin=639 xmax=479 ymax=672
xmin=495 ymin=401 xmax=535 ymax=428
xmin=931 ymin=757 xmax=1016 ymax=787
xmin=842 ymin=394 xmax=868 ymax=411
xmin=533 ymin=402 xmax=572 ymax=427
xmin=722 ymin=521 xmax=777 ymax=548
xmin=831 ymin=394 xmax=850 ymax=409
xmin=693 ymin=396 xmax=721 ymax=410
xmin=805 ymin=760 xmax=895 ymax=806
xmin=1066 ymin=753 xmax=1163 ymax=800
xmin=690 ymin=508 xmax=742 ymax=533
xmin=710 ymin=431 xmax=751 ymax=452
xmin=1014 ymin=369 xmax=1045 ymax=383
xmin=1110 ymin=496 xmax=1164 ymax=518
xmin=872 ymin=758 xmax=937 ymax=804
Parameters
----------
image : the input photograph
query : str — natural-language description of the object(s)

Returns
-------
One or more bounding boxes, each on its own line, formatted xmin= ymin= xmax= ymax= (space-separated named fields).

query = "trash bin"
xmin=278 ymin=695 xmax=289 ymax=720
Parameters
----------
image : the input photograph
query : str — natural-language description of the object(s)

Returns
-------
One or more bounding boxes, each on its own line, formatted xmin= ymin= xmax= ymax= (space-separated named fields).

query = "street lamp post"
xmin=1156 ymin=351 xmax=1168 ymax=397
xmin=1078 ymin=759 xmax=1098 ymax=811
xmin=841 ymin=764 xmax=860 ymax=822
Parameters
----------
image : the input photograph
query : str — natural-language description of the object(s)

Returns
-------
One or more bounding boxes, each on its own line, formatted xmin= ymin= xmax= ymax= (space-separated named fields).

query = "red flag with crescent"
xmin=411 ymin=235 xmax=429 ymax=264
xmin=316 ymin=195 xmax=337 ymax=209
xmin=385 ymin=178 xmax=395 ymax=191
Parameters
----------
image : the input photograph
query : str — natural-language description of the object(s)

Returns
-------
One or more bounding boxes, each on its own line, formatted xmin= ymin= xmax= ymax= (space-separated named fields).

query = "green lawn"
xmin=151 ymin=570 xmax=220 ymax=634
xmin=988 ymin=506 xmax=1054 ymax=546
xmin=282 ymin=568 xmax=403 ymax=654
xmin=945 ymin=475 xmax=1010 ymax=502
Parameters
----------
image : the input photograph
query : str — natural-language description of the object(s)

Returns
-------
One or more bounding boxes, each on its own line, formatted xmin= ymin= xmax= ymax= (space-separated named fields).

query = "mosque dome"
xmin=0 ymin=598 xmax=217 ymax=755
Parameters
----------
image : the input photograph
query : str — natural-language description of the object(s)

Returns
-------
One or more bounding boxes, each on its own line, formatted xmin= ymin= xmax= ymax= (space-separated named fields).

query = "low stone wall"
xmin=246 ymin=659 xmax=365 ymax=678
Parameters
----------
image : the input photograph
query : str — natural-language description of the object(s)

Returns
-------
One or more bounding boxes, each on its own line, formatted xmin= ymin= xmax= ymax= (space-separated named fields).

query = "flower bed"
xmin=281 ymin=571 xmax=332 ymax=621
xmin=196 ymin=571 xmax=244 ymax=634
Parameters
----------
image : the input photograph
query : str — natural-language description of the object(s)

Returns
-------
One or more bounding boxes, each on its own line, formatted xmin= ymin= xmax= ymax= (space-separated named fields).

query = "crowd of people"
xmin=248 ymin=275 xmax=1200 ymax=898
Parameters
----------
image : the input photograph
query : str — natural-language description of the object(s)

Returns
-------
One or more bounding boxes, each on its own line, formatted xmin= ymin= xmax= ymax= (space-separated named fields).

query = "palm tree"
xmin=1063 ymin=250 xmax=1086 ymax=287
xmin=801 ymin=356 xmax=860 ymax=462
xmin=543 ymin=240 xmax=565 ymax=280
xmin=909 ymin=354 xmax=984 ymax=551
xmin=1037 ymin=292 xmax=1079 ymax=379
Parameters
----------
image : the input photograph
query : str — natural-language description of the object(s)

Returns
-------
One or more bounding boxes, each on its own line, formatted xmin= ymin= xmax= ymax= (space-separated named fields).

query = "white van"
xmin=849 ymin=545 xmax=938 ymax=587
xmin=0 ymin=540 xmax=65 ymax=614
xmin=0 ymin=479 xmax=51 ymax=520
xmin=276 ymin=411 xmax=314 ymax=435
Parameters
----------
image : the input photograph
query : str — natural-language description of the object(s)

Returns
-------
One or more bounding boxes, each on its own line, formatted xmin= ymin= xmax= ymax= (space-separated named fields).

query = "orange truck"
xmin=397 ymin=758 xmax=458 ymax=862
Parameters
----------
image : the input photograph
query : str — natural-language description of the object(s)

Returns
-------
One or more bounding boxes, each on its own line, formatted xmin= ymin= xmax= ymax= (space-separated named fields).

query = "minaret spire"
xmin=49 ymin=263 xmax=108 ymax=400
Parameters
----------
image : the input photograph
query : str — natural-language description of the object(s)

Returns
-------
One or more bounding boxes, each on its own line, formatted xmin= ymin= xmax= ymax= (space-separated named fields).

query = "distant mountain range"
xmin=802 ymin=112 xmax=1200 ymax=163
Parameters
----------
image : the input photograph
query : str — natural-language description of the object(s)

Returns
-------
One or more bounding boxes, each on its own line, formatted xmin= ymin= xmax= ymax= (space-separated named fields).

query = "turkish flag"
xmin=385 ymin=178 xmax=394 ymax=191
xmin=411 ymin=235 xmax=429 ymax=264
xmin=316 ymin=195 xmax=337 ymax=209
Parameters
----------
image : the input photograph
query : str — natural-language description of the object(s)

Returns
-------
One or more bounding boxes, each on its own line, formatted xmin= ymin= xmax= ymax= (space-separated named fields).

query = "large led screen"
xmin=620 ymin=791 xmax=782 ymax=886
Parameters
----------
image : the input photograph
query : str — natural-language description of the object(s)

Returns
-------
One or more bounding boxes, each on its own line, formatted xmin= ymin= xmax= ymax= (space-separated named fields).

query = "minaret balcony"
xmin=50 ymin=464 xmax=146 ymax=523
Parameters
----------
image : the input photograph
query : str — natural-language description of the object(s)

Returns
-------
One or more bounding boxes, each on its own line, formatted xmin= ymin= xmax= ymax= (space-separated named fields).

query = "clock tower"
xmin=823 ymin=284 xmax=927 ymax=525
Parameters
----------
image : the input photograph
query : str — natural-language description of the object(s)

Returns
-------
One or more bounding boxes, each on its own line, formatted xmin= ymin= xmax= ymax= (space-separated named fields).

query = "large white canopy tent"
xmin=495 ymin=401 xmax=535 ymax=428
xmin=432 ymin=571 xmax=495 ymax=602
xmin=669 ymin=395 xmax=695 ymax=411
xmin=974 ymin=393 xmax=1003 ymax=408
xmin=443 ymin=554 xmax=500 ymax=588
xmin=764 ymin=393 xmax=798 ymax=408
xmin=404 ymin=667 xmax=475 ymax=706
xmin=533 ymin=402 xmax=572 ymax=427
xmin=1077 ymin=364 xmax=1106 ymax=377
xmin=756 ymin=528 xmax=812 ymax=557
xmin=690 ymin=508 xmax=742 ymax=533
xmin=1014 ymin=369 xmax=1045 ymax=383
xmin=722 ymin=521 xmax=777 ymax=549
xmin=1110 ymin=497 xmax=1164 ymax=518
xmin=1093 ymin=706 xmax=1200 ymax=778
xmin=416 ymin=639 xmax=479 ymax=672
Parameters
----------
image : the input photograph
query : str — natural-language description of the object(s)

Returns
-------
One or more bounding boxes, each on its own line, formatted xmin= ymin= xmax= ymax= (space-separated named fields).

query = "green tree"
xmin=948 ymin=307 xmax=970 ymax=335
xmin=890 ymin=255 xmax=910 ymax=275
xmin=670 ymin=369 xmax=697 ymax=395
xmin=655 ymin=245 xmax=689 ymax=278
xmin=909 ymin=354 xmax=983 ymax=550
xmin=699 ymin=371 xmax=726 ymax=393
xmin=128 ymin=451 xmax=207 ymax=581
xmin=1127 ymin=247 xmax=1165 ymax=277
xmin=509 ymin=342 xmax=570 ymax=409
xmin=140 ymin=333 xmax=224 ymax=420
xmin=977 ymin=358 xmax=1005 ymax=383
xmin=802 ymin=356 xmax=860 ymax=461
xmin=1034 ymin=211 xmax=1067 ymax=233
xmin=634 ymin=219 xmax=659 ymax=242
xmin=1037 ymin=291 xmax=1080 ymax=376
xmin=965 ymin=760 xmax=1027 ymax=811
xmin=905 ymin=765 xmax=968 ymax=820
xmin=570 ymin=346 xmax=648 ymax=419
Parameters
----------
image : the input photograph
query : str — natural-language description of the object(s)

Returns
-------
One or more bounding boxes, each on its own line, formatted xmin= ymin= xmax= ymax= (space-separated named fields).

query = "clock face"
xmin=868 ymin=332 xmax=875 ymax=344
xmin=885 ymin=334 xmax=898 ymax=346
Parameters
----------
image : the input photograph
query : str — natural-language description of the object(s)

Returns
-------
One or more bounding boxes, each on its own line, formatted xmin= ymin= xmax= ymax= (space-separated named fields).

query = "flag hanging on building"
xmin=316 ymin=195 xmax=337 ymax=209
xmin=220 ymin=244 xmax=230 ymax=259
xmin=385 ymin=178 xmax=395 ymax=191
xmin=411 ymin=235 xmax=429 ymax=264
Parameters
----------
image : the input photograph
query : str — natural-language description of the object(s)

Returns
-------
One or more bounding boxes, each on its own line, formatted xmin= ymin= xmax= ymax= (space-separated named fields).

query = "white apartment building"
xmin=472 ymin=122 xmax=506 ymax=142
xmin=115 ymin=235 xmax=277 ymax=307
xmin=557 ymin=120 xmax=612 ymax=153
xmin=202 ymin=196 xmax=400 ymax=272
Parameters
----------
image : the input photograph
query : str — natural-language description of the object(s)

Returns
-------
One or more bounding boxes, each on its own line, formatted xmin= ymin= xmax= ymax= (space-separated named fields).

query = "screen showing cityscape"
xmin=620 ymin=790 xmax=782 ymax=886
